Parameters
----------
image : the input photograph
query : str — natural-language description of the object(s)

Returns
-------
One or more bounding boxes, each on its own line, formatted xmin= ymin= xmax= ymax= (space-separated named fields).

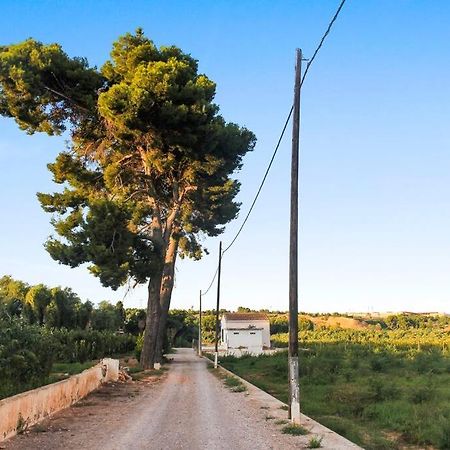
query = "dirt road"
xmin=3 ymin=349 xmax=349 ymax=449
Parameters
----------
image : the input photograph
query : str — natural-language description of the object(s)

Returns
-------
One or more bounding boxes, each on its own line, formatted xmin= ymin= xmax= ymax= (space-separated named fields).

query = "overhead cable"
xmin=201 ymin=0 xmax=347 ymax=295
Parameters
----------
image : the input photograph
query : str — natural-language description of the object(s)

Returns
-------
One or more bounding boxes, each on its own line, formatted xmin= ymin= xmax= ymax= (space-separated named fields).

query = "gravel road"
xmin=4 ymin=348 xmax=331 ymax=449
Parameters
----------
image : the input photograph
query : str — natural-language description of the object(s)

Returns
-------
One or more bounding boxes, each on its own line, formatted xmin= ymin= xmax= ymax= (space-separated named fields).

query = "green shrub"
xmin=368 ymin=378 xmax=402 ymax=401
xmin=282 ymin=424 xmax=309 ymax=435
xmin=307 ymin=436 xmax=323 ymax=448
xmin=0 ymin=316 xmax=135 ymax=399
xmin=0 ymin=318 xmax=55 ymax=399
xmin=409 ymin=385 xmax=436 ymax=404
xmin=439 ymin=422 xmax=450 ymax=449
xmin=51 ymin=328 xmax=136 ymax=363
xmin=327 ymin=385 xmax=372 ymax=417
xmin=135 ymin=333 xmax=144 ymax=361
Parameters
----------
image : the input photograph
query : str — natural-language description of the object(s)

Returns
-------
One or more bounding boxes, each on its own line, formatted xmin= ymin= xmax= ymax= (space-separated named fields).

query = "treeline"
xmin=270 ymin=313 xmax=450 ymax=333
xmin=0 ymin=275 xmax=143 ymax=332
xmin=0 ymin=275 xmax=139 ymax=399
xmin=271 ymin=328 xmax=450 ymax=352
xmin=142 ymin=307 xmax=450 ymax=346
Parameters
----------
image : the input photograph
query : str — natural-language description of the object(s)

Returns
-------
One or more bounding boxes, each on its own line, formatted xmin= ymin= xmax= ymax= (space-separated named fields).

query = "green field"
xmin=219 ymin=335 xmax=450 ymax=450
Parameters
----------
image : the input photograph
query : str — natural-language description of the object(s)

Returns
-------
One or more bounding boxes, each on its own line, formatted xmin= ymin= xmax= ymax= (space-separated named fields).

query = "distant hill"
xmin=305 ymin=315 xmax=369 ymax=330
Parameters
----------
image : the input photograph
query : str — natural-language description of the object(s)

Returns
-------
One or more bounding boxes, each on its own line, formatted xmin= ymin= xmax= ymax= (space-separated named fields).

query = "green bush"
xmin=439 ymin=421 xmax=450 ymax=449
xmin=0 ymin=318 xmax=55 ymax=399
xmin=0 ymin=316 xmax=135 ymax=399
xmin=135 ymin=333 xmax=144 ymax=361
xmin=51 ymin=328 xmax=136 ymax=363
xmin=409 ymin=385 xmax=436 ymax=404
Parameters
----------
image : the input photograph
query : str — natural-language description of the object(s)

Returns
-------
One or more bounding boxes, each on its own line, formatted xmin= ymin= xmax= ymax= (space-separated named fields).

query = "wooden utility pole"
xmin=288 ymin=48 xmax=302 ymax=424
xmin=198 ymin=290 xmax=202 ymax=356
xmin=214 ymin=241 xmax=223 ymax=368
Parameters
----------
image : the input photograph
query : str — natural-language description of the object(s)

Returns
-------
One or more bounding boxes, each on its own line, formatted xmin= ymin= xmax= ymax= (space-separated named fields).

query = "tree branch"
xmin=43 ymin=85 xmax=91 ymax=113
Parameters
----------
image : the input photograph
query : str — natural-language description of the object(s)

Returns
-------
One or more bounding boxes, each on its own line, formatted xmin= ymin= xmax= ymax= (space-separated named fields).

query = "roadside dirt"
xmin=2 ymin=369 xmax=167 ymax=450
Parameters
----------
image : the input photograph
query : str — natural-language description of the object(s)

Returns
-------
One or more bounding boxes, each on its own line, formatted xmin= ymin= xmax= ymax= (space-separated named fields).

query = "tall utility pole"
xmin=214 ymin=241 xmax=223 ymax=368
xmin=288 ymin=48 xmax=302 ymax=424
xmin=198 ymin=290 xmax=202 ymax=356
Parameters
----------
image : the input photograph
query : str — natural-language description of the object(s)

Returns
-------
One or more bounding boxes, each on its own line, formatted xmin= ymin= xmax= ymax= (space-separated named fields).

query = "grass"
xmin=45 ymin=360 xmax=100 ymax=384
xmin=206 ymin=361 xmax=247 ymax=393
xmin=223 ymin=374 xmax=247 ymax=392
xmin=51 ymin=360 xmax=97 ymax=376
xmin=130 ymin=368 xmax=166 ymax=380
xmin=281 ymin=423 xmax=309 ymax=435
xmin=274 ymin=419 xmax=289 ymax=425
xmin=223 ymin=374 xmax=245 ymax=392
xmin=307 ymin=436 xmax=323 ymax=448
xmin=218 ymin=342 xmax=450 ymax=450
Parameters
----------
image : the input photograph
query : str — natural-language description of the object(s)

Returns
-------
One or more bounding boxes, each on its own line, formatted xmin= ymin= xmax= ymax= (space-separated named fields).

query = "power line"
xmin=222 ymin=0 xmax=347 ymax=255
xmin=301 ymin=0 xmax=347 ymax=86
xmin=222 ymin=109 xmax=293 ymax=255
xmin=201 ymin=265 xmax=218 ymax=296
xmin=200 ymin=0 xmax=347 ymax=295
xmin=201 ymin=108 xmax=293 ymax=297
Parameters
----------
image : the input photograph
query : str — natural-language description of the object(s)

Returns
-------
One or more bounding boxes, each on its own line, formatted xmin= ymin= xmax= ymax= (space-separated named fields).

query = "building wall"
xmin=227 ymin=328 xmax=262 ymax=349
xmin=224 ymin=328 xmax=264 ymax=355
xmin=221 ymin=318 xmax=270 ymax=348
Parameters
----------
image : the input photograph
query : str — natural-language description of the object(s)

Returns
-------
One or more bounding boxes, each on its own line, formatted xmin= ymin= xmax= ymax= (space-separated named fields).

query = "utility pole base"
xmin=288 ymin=356 xmax=301 ymax=424
xmin=214 ymin=352 xmax=218 ymax=368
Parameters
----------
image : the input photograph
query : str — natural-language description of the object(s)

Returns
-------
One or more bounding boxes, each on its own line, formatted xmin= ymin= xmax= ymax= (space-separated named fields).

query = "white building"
xmin=220 ymin=313 xmax=270 ymax=356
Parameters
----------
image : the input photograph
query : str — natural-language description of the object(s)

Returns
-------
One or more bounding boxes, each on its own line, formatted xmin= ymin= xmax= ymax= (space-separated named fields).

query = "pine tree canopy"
xmin=0 ymin=29 xmax=256 ymax=290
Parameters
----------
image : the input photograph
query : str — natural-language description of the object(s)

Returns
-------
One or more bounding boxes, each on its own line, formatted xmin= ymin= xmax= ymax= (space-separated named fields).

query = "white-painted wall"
xmin=221 ymin=318 xmax=270 ymax=348
xmin=225 ymin=328 xmax=263 ymax=354
xmin=220 ymin=317 xmax=271 ymax=356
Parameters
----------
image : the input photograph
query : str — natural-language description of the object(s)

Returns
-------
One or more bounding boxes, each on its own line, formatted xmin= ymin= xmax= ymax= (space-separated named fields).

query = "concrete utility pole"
xmin=214 ymin=241 xmax=223 ymax=368
xmin=288 ymin=48 xmax=302 ymax=424
xmin=198 ymin=290 xmax=202 ymax=356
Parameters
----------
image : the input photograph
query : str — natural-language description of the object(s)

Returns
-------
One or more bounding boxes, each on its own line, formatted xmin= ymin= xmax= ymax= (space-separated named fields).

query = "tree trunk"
xmin=140 ymin=269 xmax=162 ymax=369
xmin=154 ymin=236 xmax=179 ymax=362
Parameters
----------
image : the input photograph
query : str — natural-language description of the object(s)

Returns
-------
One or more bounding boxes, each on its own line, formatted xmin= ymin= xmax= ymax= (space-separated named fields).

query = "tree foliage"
xmin=1 ymin=30 xmax=255 ymax=288
xmin=0 ymin=274 xmax=128 ymax=332
xmin=0 ymin=29 xmax=256 ymax=366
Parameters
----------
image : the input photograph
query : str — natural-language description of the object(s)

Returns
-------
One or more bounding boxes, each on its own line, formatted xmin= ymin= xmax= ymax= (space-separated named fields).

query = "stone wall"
xmin=0 ymin=358 xmax=119 ymax=442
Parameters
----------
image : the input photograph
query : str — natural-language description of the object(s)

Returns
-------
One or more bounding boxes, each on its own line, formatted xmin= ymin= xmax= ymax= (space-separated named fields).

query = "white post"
xmin=289 ymin=356 xmax=301 ymax=424
xmin=198 ymin=290 xmax=202 ymax=356
xmin=214 ymin=351 xmax=218 ymax=369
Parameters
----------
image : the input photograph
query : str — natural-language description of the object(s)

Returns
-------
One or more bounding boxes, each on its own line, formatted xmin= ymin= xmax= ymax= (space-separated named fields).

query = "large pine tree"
xmin=0 ymin=30 xmax=255 ymax=367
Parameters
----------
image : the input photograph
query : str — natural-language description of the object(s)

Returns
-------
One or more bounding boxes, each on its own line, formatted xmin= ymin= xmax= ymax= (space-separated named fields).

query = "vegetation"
xmin=281 ymin=423 xmax=309 ymax=436
xmin=207 ymin=363 xmax=247 ymax=393
xmin=0 ymin=314 xmax=135 ymax=400
xmin=307 ymin=436 xmax=323 ymax=448
xmin=273 ymin=327 xmax=450 ymax=351
xmin=0 ymin=29 xmax=255 ymax=368
xmin=51 ymin=360 xmax=98 ymax=376
xmin=0 ymin=275 xmax=135 ymax=333
xmin=218 ymin=331 xmax=450 ymax=450
xmin=165 ymin=308 xmax=450 ymax=349
xmin=0 ymin=276 xmax=136 ymax=400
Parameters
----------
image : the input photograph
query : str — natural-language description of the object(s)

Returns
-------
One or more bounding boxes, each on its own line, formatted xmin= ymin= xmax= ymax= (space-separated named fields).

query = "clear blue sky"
xmin=1 ymin=0 xmax=449 ymax=313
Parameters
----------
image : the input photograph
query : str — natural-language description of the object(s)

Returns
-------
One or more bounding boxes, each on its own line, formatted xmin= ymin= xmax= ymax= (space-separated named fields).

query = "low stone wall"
xmin=0 ymin=358 xmax=119 ymax=442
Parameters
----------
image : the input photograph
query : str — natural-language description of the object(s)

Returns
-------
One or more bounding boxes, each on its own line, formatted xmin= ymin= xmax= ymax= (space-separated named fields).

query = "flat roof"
xmin=222 ymin=313 xmax=269 ymax=321
xmin=226 ymin=327 xmax=264 ymax=331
